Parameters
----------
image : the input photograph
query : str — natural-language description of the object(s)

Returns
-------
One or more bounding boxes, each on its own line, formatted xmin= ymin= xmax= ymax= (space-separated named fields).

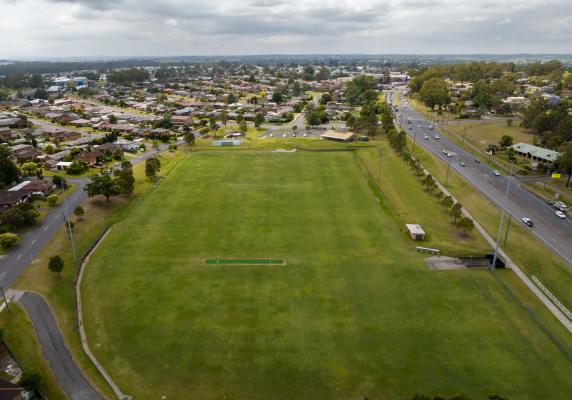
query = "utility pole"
xmin=412 ymin=130 xmax=417 ymax=154
xmin=492 ymin=167 xmax=513 ymax=270
xmin=463 ymin=126 xmax=466 ymax=143
xmin=0 ymin=286 xmax=10 ymax=312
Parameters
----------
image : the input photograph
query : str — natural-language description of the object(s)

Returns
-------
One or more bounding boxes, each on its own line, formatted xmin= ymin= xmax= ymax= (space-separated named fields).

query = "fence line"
xmin=531 ymin=276 xmax=572 ymax=321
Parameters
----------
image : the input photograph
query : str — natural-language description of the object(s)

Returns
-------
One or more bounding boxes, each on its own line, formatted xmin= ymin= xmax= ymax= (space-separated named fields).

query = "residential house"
xmin=49 ymin=130 xmax=82 ymax=143
xmin=171 ymin=115 xmax=193 ymax=126
xmin=0 ymin=127 xmax=12 ymax=141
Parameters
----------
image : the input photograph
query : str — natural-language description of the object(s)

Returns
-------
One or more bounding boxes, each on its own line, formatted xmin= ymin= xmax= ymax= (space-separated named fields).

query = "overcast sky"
xmin=1 ymin=0 xmax=571 ymax=58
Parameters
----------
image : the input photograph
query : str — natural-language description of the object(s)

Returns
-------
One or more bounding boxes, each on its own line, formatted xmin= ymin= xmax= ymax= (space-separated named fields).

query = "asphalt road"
xmin=20 ymin=292 xmax=104 ymax=400
xmin=391 ymin=92 xmax=572 ymax=266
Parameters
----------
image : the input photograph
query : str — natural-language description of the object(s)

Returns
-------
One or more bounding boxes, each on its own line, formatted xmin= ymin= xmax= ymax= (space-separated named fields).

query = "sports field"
xmin=82 ymin=150 xmax=572 ymax=399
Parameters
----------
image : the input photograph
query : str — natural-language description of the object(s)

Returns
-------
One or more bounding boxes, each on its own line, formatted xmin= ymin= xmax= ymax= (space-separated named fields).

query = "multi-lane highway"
xmin=390 ymin=91 xmax=572 ymax=266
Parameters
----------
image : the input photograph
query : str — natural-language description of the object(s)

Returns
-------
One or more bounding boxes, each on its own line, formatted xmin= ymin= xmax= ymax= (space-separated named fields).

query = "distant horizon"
xmin=2 ymin=53 xmax=572 ymax=63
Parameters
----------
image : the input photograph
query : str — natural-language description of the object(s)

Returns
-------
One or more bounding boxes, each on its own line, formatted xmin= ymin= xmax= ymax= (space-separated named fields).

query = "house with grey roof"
xmin=510 ymin=143 xmax=560 ymax=164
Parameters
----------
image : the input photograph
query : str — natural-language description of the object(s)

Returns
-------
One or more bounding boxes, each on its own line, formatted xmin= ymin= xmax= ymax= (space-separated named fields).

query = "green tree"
xmin=0 ymin=146 xmax=20 ymax=187
xmin=85 ymin=174 xmax=120 ymax=202
xmin=441 ymin=195 xmax=454 ymax=212
xmin=451 ymin=202 xmax=463 ymax=224
xmin=345 ymin=75 xmax=378 ymax=105
xmin=419 ymin=77 xmax=451 ymax=110
xmin=48 ymin=255 xmax=64 ymax=279
xmin=499 ymin=135 xmax=514 ymax=148
xmin=108 ymin=114 xmax=118 ymax=124
xmin=239 ymin=120 xmax=248 ymax=136
xmin=145 ymin=157 xmax=161 ymax=180
xmin=0 ymin=232 xmax=20 ymax=249
xmin=254 ymin=112 xmax=265 ymax=128
xmin=74 ymin=205 xmax=85 ymax=220
xmin=271 ymin=91 xmax=284 ymax=104
xmin=184 ymin=131 xmax=195 ymax=151
xmin=457 ymin=216 xmax=475 ymax=235
xmin=115 ymin=161 xmax=135 ymax=196
xmin=21 ymin=162 xmax=38 ymax=176
xmin=19 ymin=370 xmax=42 ymax=391
xmin=319 ymin=92 xmax=331 ymax=105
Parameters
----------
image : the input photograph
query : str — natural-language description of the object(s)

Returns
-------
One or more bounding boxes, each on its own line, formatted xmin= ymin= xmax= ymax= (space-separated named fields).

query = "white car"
xmin=428 ymin=125 xmax=433 ymax=130
xmin=434 ymin=135 xmax=440 ymax=140
xmin=417 ymin=125 xmax=421 ymax=128
xmin=423 ymin=135 xmax=430 ymax=140
xmin=521 ymin=217 xmax=534 ymax=227
xmin=269 ymin=133 xmax=274 ymax=137
xmin=555 ymin=210 xmax=566 ymax=219
xmin=282 ymin=133 xmax=287 ymax=137
xmin=493 ymin=170 xmax=501 ymax=176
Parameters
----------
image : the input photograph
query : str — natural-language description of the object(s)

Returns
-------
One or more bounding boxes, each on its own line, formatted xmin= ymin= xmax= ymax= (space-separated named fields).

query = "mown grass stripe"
xmin=205 ymin=259 xmax=285 ymax=265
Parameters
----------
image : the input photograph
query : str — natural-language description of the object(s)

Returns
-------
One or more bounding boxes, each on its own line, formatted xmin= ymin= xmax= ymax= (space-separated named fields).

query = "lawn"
xmin=447 ymin=120 xmax=534 ymax=151
xmin=82 ymin=150 xmax=572 ymax=400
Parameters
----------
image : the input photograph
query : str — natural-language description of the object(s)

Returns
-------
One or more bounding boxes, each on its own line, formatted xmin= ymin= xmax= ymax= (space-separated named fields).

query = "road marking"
xmin=43 ymin=226 xmax=49 ymax=231
xmin=16 ymin=254 xmax=22 ymax=261
xmin=31 ymin=239 xmax=36 ymax=245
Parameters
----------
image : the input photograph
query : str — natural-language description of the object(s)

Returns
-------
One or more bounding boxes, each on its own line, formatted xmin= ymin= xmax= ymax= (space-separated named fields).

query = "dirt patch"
xmin=425 ymin=256 xmax=467 ymax=271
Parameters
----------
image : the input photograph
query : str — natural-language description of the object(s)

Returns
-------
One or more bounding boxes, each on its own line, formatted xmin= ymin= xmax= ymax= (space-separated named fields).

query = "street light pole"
xmin=503 ymin=214 xmax=512 ymax=247
xmin=412 ymin=130 xmax=417 ymax=154
xmin=445 ymin=158 xmax=451 ymax=186
xmin=492 ymin=166 xmax=513 ymax=270
xmin=63 ymin=212 xmax=77 ymax=264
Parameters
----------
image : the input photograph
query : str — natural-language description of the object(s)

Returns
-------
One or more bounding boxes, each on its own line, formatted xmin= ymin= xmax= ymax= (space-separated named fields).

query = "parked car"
xmin=555 ymin=210 xmax=566 ymax=219
xmin=521 ymin=217 xmax=534 ymax=227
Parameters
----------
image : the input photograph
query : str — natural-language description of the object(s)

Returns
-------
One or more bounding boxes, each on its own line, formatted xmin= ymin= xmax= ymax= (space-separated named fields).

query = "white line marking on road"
xmin=43 ymin=226 xmax=48 ymax=231
xmin=31 ymin=239 xmax=36 ymax=245
xmin=16 ymin=254 xmax=22 ymax=260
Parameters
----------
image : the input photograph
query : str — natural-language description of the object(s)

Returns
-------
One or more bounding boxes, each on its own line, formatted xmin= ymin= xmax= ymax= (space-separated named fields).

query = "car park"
xmin=555 ymin=210 xmax=566 ymax=219
xmin=521 ymin=217 xmax=534 ymax=227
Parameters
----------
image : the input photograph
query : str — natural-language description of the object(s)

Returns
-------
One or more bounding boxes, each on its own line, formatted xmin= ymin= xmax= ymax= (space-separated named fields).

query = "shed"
xmin=406 ymin=224 xmax=426 ymax=241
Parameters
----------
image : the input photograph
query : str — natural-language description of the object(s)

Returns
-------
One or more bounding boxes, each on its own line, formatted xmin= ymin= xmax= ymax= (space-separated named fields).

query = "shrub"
xmin=0 ymin=233 xmax=20 ymax=249
xmin=46 ymin=194 xmax=58 ymax=206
